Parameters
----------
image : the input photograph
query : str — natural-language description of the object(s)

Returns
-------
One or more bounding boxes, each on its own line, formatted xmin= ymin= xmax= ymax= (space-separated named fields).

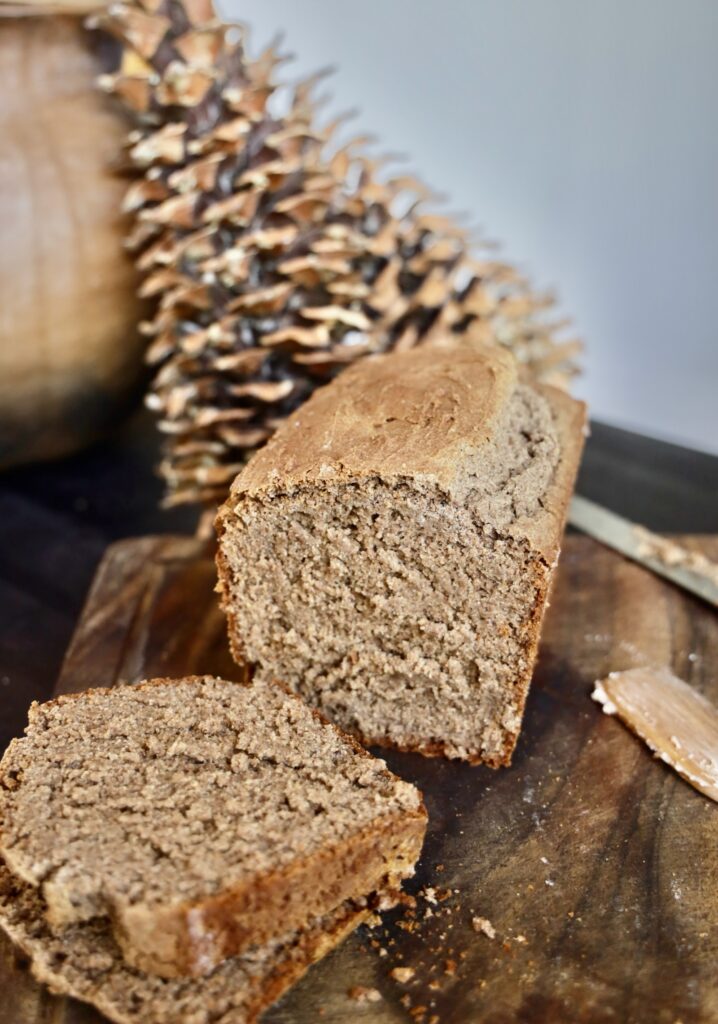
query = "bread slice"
xmin=0 ymin=676 xmax=425 ymax=978
xmin=0 ymin=859 xmax=368 ymax=1024
xmin=216 ymin=342 xmax=586 ymax=767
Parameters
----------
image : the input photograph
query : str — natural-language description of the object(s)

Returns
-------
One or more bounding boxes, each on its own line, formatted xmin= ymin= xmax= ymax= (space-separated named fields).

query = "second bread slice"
xmin=0 ymin=676 xmax=426 ymax=978
xmin=0 ymin=860 xmax=370 ymax=1024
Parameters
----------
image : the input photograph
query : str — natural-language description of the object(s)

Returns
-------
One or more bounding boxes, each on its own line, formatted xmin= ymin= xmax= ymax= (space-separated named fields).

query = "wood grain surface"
xmin=1 ymin=534 xmax=717 ymax=1024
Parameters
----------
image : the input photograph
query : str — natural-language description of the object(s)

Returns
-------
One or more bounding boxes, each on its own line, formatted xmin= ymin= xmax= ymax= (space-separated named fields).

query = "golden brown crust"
xmin=216 ymin=381 xmax=586 ymax=769
xmin=241 ymin=902 xmax=371 ymax=1024
xmin=4 ymin=676 xmax=426 ymax=978
xmin=487 ymin=388 xmax=586 ymax=763
xmin=226 ymin=342 xmax=518 ymax=500
xmin=515 ymin=383 xmax=587 ymax=561
xmin=0 ymin=858 xmax=373 ymax=1024
xmin=121 ymin=807 xmax=426 ymax=977
xmin=214 ymin=344 xmax=587 ymax=769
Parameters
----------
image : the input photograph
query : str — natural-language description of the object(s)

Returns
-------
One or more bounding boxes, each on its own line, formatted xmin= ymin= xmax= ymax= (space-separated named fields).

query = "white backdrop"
xmin=227 ymin=0 xmax=718 ymax=453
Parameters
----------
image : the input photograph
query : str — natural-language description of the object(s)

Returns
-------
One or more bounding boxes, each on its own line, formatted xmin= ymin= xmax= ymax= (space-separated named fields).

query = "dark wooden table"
xmin=1 ymin=411 xmax=718 ymax=1024
xmin=1 ymin=412 xmax=716 ymax=757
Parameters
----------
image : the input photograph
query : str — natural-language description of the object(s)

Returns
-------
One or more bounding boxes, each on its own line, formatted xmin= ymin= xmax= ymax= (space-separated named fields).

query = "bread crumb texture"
xmin=0 ymin=860 xmax=366 ymax=1024
xmin=472 ymin=916 xmax=496 ymax=939
xmin=348 ymin=985 xmax=383 ymax=1003
xmin=217 ymin=343 xmax=586 ymax=765
xmin=0 ymin=676 xmax=425 ymax=976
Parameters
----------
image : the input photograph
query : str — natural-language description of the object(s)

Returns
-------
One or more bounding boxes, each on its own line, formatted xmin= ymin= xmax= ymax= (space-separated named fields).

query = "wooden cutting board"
xmin=2 ymin=534 xmax=717 ymax=1024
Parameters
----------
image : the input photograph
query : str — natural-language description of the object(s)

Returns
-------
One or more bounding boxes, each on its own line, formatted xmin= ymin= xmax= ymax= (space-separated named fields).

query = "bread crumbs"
xmin=391 ymin=966 xmax=416 ymax=983
xmin=472 ymin=916 xmax=496 ymax=939
xmin=348 ymin=986 xmax=382 ymax=1003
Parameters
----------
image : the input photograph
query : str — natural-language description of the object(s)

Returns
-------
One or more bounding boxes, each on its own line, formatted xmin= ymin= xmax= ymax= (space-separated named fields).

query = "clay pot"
xmin=0 ymin=6 xmax=145 ymax=468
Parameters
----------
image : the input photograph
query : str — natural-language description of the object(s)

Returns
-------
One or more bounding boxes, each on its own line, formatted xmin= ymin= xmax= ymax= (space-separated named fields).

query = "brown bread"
xmin=0 ymin=860 xmax=369 ymax=1024
xmin=216 ymin=342 xmax=586 ymax=766
xmin=0 ymin=676 xmax=425 ymax=977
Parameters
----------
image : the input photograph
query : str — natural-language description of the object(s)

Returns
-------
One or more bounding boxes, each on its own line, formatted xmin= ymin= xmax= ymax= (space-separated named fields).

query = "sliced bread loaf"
xmin=0 ymin=860 xmax=368 ymax=1024
xmin=216 ymin=342 xmax=586 ymax=766
xmin=0 ymin=676 xmax=425 ymax=978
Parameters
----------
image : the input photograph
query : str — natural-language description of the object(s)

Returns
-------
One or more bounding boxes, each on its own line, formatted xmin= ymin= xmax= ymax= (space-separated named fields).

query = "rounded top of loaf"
xmin=228 ymin=341 xmax=519 ymax=499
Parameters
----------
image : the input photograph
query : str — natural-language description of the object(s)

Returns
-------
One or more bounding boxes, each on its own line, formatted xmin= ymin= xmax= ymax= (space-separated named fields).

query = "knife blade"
xmin=568 ymin=495 xmax=718 ymax=609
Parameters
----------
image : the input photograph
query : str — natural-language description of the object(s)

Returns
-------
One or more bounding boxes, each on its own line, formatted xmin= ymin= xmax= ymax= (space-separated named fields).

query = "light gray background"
xmin=227 ymin=0 xmax=718 ymax=453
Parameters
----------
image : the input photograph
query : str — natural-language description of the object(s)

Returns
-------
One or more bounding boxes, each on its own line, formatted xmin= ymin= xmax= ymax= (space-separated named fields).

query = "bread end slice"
xmin=0 ymin=675 xmax=426 ymax=978
xmin=116 ymin=801 xmax=426 ymax=978
xmin=0 ymin=860 xmax=371 ymax=1024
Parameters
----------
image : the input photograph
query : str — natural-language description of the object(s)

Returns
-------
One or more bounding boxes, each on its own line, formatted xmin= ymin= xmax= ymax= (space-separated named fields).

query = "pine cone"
xmin=95 ymin=0 xmax=581 ymax=506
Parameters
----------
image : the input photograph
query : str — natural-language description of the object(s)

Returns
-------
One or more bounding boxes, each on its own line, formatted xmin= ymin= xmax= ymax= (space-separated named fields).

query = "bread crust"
xmin=360 ymin=385 xmax=586 ymax=766
xmin=226 ymin=342 xmax=519 ymax=501
xmin=0 ymin=676 xmax=427 ymax=978
xmin=0 ymin=859 xmax=372 ymax=1024
xmin=118 ymin=806 xmax=426 ymax=977
xmin=215 ymin=343 xmax=586 ymax=768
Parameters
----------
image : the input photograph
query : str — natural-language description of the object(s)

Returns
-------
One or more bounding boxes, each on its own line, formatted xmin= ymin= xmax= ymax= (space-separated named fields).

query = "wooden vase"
xmin=0 ymin=5 xmax=145 ymax=469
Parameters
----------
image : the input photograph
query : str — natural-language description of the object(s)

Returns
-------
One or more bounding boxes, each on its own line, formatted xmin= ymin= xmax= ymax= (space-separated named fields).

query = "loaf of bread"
xmin=0 ymin=676 xmax=425 ymax=980
xmin=217 ymin=342 xmax=586 ymax=766
xmin=0 ymin=860 xmax=367 ymax=1024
